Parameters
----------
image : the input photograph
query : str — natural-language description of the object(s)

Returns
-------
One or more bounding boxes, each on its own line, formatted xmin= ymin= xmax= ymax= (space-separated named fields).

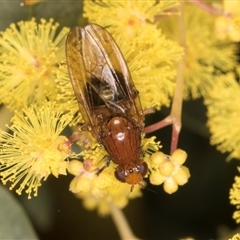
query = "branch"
xmin=145 ymin=2 xmax=186 ymax=154
xmin=110 ymin=205 xmax=141 ymax=240
xmin=189 ymin=0 xmax=231 ymax=17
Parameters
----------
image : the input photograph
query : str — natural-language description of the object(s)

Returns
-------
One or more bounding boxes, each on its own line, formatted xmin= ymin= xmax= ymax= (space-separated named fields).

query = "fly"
xmin=65 ymin=24 xmax=148 ymax=185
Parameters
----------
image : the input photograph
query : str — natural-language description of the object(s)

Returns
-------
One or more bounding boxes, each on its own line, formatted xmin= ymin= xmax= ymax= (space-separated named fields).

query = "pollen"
xmin=0 ymin=102 xmax=73 ymax=198
xmin=230 ymin=168 xmax=240 ymax=223
xmin=55 ymin=63 xmax=83 ymax=126
xmin=0 ymin=18 xmax=69 ymax=111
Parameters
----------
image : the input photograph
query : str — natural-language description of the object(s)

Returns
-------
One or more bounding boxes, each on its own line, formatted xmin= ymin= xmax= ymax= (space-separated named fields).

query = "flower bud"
xmin=163 ymin=178 xmax=178 ymax=194
xmin=182 ymin=166 xmax=191 ymax=178
xmin=172 ymin=167 xmax=190 ymax=186
xmin=151 ymin=151 xmax=166 ymax=165
xmin=149 ymin=171 xmax=165 ymax=185
xmin=171 ymin=149 xmax=187 ymax=165
xmin=70 ymin=176 xmax=91 ymax=193
xmin=68 ymin=160 xmax=83 ymax=176
xmin=159 ymin=160 xmax=175 ymax=176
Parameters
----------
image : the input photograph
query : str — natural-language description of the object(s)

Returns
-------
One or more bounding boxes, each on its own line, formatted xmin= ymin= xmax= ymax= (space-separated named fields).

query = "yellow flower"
xmin=229 ymin=233 xmax=240 ymax=240
xmin=68 ymin=159 xmax=144 ymax=216
xmin=215 ymin=0 xmax=240 ymax=42
xmin=68 ymin=136 xmax=160 ymax=215
xmin=84 ymin=0 xmax=179 ymax=39
xmin=158 ymin=3 xmax=237 ymax=99
xmin=117 ymin=38 xmax=181 ymax=110
xmin=0 ymin=18 xmax=69 ymax=110
xmin=230 ymin=168 xmax=240 ymax=223
xmin=148 ymin=149 xmax=190 ymax=194
xmin=205 ymin=73 xmax=240 ymax=160
xmin=0 ymin=102 xmax=74 ymax=198
xmin=55 ymin=63 xmax=83 ymax=126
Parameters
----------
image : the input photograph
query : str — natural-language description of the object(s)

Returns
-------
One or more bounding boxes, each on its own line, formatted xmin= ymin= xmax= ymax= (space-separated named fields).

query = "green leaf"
xmin=0 ymin=186 xmax=39 ymax=240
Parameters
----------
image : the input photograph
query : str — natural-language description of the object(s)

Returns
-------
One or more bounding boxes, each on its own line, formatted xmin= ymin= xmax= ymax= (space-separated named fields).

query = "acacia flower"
xmin=230 ymin=168 xmax=240 ymax=223
xmin=68 ymin=137 xmax=160 ymax=215
xmin=230 ymin=233 xmax=240 ymax=240
xmin=158 ymin=3 xmax=237 ymax=99
xmin=55 ymin=63 xmax=83 ymax=126
xmin=148 ymin=149 xmax=190 ymax=194
xmin=0 ymin=18 xmax=69 ymax=111
xmin=118 ymin=38 xmax=180 ymax=110
xmin=205 ymin=73 xmax=240 ymax=160
xmin=214 ymin=0 xmax=240 ymax=42
xmin=0 ymin=102 xmax=74 ymax=198
xmin=83 ymin=0 xmax=179 ymax=39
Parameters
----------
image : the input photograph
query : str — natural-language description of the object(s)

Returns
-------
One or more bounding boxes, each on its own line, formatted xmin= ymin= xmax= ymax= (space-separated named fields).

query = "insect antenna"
xmin=123 ymin=182 xmax=158 ymax=205
xmin=138 ymin=182 xmax=159 ymax=195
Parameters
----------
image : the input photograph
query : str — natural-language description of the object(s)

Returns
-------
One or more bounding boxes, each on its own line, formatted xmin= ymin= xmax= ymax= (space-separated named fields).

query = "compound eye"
xmin=114 ymin=170 xmax=126 ymax=183
xmin=138 ymin=162 xmax=148 ymax=177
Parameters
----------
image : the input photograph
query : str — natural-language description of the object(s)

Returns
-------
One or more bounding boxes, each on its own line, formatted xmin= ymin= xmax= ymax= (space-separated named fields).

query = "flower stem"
xmin=189 ymin=0 xmax=231 ymax=17
xmin=110 ymin=205 xmax=140 ymax=240
xmin=145 ymin=2 xmax=186 ymax=154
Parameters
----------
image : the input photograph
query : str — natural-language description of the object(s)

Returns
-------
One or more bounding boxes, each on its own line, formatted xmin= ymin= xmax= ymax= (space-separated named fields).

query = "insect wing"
xmin=66 ymin=24 xmax=144 ymax=136
xmin=66 ymin=26 xmax=93 ymax=129
xmin=83 ymin=25 xmax=133 ymax=102
xmin=84 ymin=24 xmax=143 ymax=121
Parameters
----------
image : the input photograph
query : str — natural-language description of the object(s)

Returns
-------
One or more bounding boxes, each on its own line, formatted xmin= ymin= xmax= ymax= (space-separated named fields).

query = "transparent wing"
xmin=66 ymin=26 xmax=93 ymax=128
xmin=65 ymin=24 xmax=143 ymax=137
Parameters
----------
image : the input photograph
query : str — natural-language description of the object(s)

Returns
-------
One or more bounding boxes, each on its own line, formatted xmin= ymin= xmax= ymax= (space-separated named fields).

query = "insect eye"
xmin=138 ymin=162 xmax=148 ymax=177
xmin=114 ymin=170 xmax=126 ymax=183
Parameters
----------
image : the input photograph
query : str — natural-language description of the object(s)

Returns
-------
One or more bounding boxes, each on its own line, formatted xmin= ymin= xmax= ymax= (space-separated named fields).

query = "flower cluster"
xmin=0 ymin=102 xmax=74 ymax=198
xmin=158 ymin=3 xmax=237 ymax=99
xmin=83 ymin=0 xmax=179 ymax=39
xmin=230 ymin=168 xmax=240 ymax=223
xmin=68 ymin=159 xmax=143 ymax=216
xmin=67 ymin=137 xmax=161 ymax=215
xmin=148 ymin=149 xmax=190 ymax=194
xmin=0 ymin=18 xmax=69 ymax=111
xmin=205 ymin=73 xmax=240 ymax=160
xmin=230 ymin=233 xmax=240 ymax=240
xmin=55 ymin=63 xmax=83 ymax=126
xmin=214 ymin=0 xmax=240 ymax=42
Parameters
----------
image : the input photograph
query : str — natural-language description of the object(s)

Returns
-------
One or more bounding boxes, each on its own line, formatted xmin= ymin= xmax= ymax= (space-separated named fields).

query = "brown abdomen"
xmin=100 ymin=117 xmax=142 ymax=165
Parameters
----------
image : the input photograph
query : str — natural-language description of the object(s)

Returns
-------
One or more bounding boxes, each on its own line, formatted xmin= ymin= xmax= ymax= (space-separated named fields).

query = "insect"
xmin=65 ymin=24 xmax=148 ymax=185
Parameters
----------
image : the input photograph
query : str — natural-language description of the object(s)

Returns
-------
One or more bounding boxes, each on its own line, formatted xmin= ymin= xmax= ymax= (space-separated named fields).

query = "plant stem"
xmin=145 ymin=2 xmax=186 ymax=154
xmin=189 ymin=0 xmax=231 ymax=17
xmin=110 ymin=205 xmax=140 ymax=240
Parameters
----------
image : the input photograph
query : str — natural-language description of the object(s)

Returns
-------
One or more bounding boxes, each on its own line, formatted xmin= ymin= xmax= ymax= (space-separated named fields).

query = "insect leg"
xmin=96 ymin=156 xmax=111 ymax=176
xmin=143 ymin=107 xmax=155 ymax=115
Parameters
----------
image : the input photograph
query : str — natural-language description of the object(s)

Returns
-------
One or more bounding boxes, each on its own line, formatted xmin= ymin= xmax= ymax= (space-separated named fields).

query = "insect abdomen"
xmin=100 ymin=117 xmax=142 ymax=165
